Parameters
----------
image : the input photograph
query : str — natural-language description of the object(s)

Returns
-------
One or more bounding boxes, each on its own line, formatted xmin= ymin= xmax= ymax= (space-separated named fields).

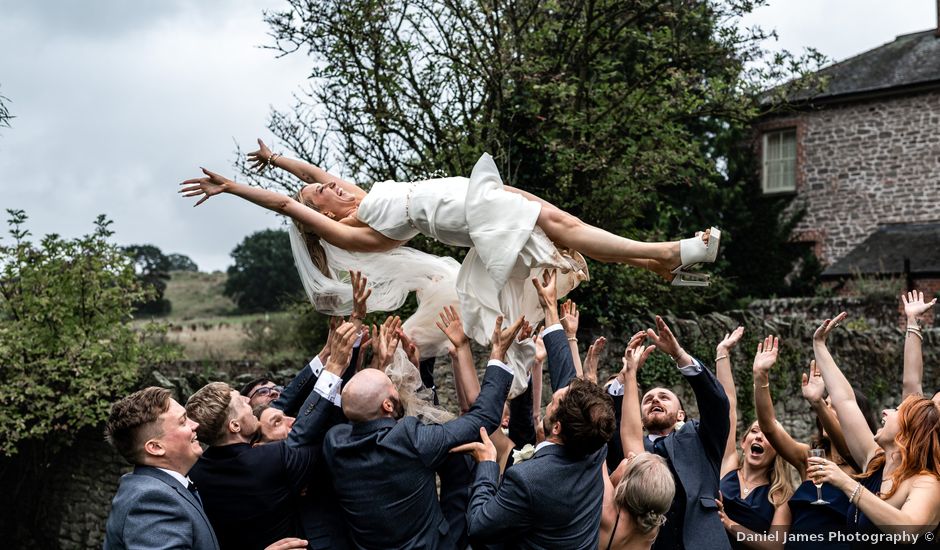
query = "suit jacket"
xmin=466 ymin=328 xmax=604 ymax=549
xmin=646 ymin=360 xmax=731 ymax=550
xmin=272 ymin=358 xmax=351 ymax=550
xmin=323 ymin=363 xmax=513 ymax=550
xmin=103 ymin=466 xmax=220 ymax=550
xmin=189 ymin=385 xmax=342 ymax=550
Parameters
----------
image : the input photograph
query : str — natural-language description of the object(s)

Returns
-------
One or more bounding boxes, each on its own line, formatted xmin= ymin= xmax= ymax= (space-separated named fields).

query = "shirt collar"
xmin=156 ymin=467 xmax=191 ymax=489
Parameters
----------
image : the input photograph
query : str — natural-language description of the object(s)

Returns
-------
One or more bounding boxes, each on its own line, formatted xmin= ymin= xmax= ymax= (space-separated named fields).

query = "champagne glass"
xmin=809 ymin=449 xmax=830 ymax=505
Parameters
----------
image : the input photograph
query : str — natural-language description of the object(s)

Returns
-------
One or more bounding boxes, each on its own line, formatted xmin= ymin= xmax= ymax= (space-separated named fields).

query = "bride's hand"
xmin=247 ymin=139 xmax=274 ymax=171
xmin=179 ymin=168 xmax=230 ymax=206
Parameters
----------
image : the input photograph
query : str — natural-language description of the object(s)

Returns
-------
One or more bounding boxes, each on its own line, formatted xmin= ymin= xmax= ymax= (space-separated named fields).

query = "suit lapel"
xmin=134 ymin=466 xmax=219 ymax=548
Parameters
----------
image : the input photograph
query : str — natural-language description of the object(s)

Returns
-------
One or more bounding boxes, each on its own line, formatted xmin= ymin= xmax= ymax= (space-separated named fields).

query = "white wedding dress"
xmin=290 ymin=153 xmax=587 ymax=399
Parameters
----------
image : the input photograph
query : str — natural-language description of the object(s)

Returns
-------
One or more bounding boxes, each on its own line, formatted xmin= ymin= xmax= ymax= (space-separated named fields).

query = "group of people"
xmin=102 ymin=281 xmax=940 ymax=549
xmin=101 ymin=146 xmax=938 ymax=549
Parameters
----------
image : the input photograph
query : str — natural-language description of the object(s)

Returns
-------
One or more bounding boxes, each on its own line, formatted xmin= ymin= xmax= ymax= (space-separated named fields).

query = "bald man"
xmin=322 ymin=316 xmax=522 ymax=550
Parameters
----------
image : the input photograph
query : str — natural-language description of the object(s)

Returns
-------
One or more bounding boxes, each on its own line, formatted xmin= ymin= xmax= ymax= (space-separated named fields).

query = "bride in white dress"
xmin=180 ymin=140 xmax=720 ymax=397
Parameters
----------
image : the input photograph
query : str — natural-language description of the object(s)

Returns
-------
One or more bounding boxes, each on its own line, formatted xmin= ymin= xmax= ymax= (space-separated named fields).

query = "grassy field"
xmin=138 ymin=271 xmax=289 ymax=360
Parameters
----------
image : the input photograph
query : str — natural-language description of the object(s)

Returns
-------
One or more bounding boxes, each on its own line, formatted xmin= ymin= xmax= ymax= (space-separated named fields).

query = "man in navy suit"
xmin=322 ymin=314 xmax=523 ymax=550
xmin=457 ymin=269 xmax=617 ymax=549
xmin=635 ymin=315 xmax=731 ymax=550
xmin=103 ymin=386 xmax=220 ymax=550
xmin=185 ymin=321 xmax=359 ymax=550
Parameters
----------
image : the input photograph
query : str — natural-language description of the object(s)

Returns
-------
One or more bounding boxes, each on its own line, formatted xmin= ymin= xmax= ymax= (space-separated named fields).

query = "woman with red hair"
xmin=807 ymin=312 xmax=940 ymax=539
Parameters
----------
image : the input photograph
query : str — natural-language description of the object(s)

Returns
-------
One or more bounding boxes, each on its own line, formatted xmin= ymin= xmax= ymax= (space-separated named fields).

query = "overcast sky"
xmin=0 ymin=0 xmax=936 ymax=272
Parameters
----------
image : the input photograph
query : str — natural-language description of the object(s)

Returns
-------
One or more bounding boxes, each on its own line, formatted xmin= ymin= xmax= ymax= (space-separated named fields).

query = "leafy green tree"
xmin=167 ymin=252 xmax=199 ymax=272
xmin=224 ymin=229 xmax=303 ymax=312
xmin=124 ymin=244 xmax=173 ymax=315
xmin=0 ymin=210 xmax=177 ymax=456
xmin=251 ymin=0 xmax=823 ymax=326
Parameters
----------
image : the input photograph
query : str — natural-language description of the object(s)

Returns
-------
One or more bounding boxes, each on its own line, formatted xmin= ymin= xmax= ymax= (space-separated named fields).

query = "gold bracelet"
xmin=567 ymin=336 xmax=577 ymax=342
xmin=715 ymin=354 xmax=728 ymax=362
xmin=754 ymin=381 xmax=770 ymax=388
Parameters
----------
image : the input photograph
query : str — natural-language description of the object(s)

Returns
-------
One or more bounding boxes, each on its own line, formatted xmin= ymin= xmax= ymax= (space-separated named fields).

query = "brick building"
xmin=756 ymin=8 xmax=940 ymax=301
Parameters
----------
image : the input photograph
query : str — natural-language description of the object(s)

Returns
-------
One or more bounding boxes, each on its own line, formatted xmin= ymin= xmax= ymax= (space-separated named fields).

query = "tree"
xmin=167 ymin=252 xmax=199 ymax=272
xmin=0 ymin=210 xmax=177 ymax=456
xmin=224 ymin=229 xmax=303 ymax=312
xmin=251 ymin=0 xmax=823 ymax=326
xmin=0 ymin=85 xmax=11 ymax=130
xmin=124 ymin=244 xmax=172 ymax=315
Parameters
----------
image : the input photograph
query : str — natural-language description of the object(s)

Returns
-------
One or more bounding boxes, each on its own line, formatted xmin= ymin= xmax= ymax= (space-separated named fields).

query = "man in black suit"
xmin=322 ymin=314 xmax=523 ymax=550
xmin=457 ymin=269 xmax=617 ymax=549
xmin=103 ymin=386 xmax=220 ymax=550
xmin=634 ymin=315 xmax=731 ymax=550
xmin=184 ymin=321 xmax=359 ymax=550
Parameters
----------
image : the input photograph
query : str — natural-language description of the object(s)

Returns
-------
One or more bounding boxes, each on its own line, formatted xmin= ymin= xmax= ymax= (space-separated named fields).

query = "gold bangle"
xmin=567 ymin=337 xmax=577 ymax=342
xmin=754 ymin=381 xmax=770 ymax=388
xmin=715 ymin=354 xmax=728 ymax=362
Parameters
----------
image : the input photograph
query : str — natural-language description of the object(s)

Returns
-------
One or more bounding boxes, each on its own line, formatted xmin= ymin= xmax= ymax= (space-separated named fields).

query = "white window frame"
xmin=761 ymin=129 xmax=797 ymax=194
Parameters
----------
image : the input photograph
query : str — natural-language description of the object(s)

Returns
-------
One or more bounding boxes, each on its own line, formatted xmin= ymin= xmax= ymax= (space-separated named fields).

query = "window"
xmin=762 ymin=129 xmax=797 ymax=193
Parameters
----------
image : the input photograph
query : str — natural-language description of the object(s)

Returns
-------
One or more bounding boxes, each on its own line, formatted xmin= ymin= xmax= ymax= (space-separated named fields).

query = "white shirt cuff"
xmin=487 ymin=359 xmax=514 ymax=376
xmin=314 ymin=370 xmax=343 ymax=406
xmin=678 ymin=358 xmax=703 ymax=376
xmin=541 ymin=323 xmax=564 ymax=337
xmin=607 ymin=379 xmax=624 ymax=396
xmin=308 ymin=356 xmax=324 ymax=377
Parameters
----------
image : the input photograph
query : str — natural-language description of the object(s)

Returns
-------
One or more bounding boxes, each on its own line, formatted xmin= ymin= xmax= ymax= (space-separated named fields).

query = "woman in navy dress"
xmin=713 ymin=331 xmax=796 ymax=549
xmin=808 ymin=309 xmax=940 ymax=547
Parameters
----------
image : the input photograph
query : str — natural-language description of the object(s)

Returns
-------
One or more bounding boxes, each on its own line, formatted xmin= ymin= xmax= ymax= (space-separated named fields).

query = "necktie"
xmin=187 ymin=481 xmax=203 ymax=505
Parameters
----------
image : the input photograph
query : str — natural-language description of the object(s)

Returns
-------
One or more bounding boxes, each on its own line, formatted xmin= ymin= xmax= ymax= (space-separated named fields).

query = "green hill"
xmin=163 ymin=270 xmax=238 ymax=321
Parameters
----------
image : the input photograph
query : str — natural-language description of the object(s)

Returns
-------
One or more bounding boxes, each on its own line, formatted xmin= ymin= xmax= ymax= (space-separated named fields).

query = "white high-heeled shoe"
xmin=671 ymin=227 xmax=721 ymax=287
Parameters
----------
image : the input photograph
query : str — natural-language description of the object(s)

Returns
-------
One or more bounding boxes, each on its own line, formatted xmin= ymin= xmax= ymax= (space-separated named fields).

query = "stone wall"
xmin=18 ymin=307 xmax=938 ymax=549
xmin=759 ymin=91 xmax=940 ymax=264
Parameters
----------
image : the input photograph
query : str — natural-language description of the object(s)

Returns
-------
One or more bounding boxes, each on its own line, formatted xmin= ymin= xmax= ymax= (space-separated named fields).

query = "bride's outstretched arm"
xmin=248 ymin=139 xmax=366 ymax=201
xmin=180 ymin=168 xmax=395 ymax=252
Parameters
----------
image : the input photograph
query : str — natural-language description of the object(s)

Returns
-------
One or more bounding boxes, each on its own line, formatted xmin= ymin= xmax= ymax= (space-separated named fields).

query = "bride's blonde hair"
xmin=292 ymin=186 xmax=330 ymax=276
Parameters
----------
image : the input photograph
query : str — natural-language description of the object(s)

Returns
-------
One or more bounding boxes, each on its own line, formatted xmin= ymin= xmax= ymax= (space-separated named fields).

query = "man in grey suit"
xmin=457 ymin=269 xmax=617 ymax=549
xmin=103 ymin=386 xmax=220 ymax=550
xmin=322 ymin=314 xmax=523 ymax=550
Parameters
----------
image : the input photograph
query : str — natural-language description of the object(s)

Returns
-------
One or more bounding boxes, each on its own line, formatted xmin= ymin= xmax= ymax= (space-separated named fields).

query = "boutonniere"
xmin=512 ymin=444 xmax=536 ymax=465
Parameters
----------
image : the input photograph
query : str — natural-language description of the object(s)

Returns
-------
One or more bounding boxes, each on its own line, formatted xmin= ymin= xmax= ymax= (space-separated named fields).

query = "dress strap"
xmin=606 ymin=510 xmax=622 ymax=550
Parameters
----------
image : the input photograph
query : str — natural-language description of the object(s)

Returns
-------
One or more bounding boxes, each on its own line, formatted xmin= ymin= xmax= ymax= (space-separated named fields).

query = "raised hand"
xmin=560 ymin=300 xmax=579 ymax=339
xmin=646 ymin=315 xmax=692 ymax=365
xmin=813 ymin=312 xmax=847 ymax=344
xmin=247 ymin=138 xmax=275 ymax=171
xmin=397 ymin=329 xmax=421 ymax=367
xmin=716 ymin=326 xmax=745 ymax=355
xmin=751 ymin=335 xmax=779 ymax=375
xmin=435 ymin=305 xmax=469 ymax=348
xmin=801 ymin=359 xmax=826 ymax=404
xmin=621 ymin=332 xmax=654 ymax=375
xmin=533 ymin=332 xmax=547 ymax=365
xmin=517 ymin=320 xmax=534 ymax=342
xmin=902 ymin=291 xmax=936 ymax=321
xmin=349 ymin=271 xmax=371 ymax=325
xmin=371 ymin=316 xmax=402 ymax=370
xmin=489 ymin=315 xmax=526 ymax=362
xmin=179 ymin=168 xmax=231 ymax=206
xmin=317 ymin=316 xmax=344 ymax=362
xmin=450 ymin=426 xmax=497 ymax=463
xmin=582 ymin=336 xmax=606 ymax=385
xmin=531 ymin=269 xmax=558 ymax=307
xmin=325 ymin=321 xmax=359 ymax=375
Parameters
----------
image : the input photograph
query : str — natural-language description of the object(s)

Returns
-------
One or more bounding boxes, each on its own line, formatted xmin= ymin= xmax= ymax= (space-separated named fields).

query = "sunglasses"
xmin=249 ymin=385 xmax=283 ymax=399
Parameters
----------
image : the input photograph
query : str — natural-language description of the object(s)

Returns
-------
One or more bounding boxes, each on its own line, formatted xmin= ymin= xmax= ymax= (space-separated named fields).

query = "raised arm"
xmin=621 ymin=331 xmax=654 ymax=457
xmin=715 ymin=327 xmax=744 ymax=477
xmin=812 ymin=314 xmax=881 ymax=470
xmin=248 ymin=138 xmax=366 ymax=200
xmin=801 ymin=359 xmax=858 ymax=472
xmin=646 ymin=315 xmax=729 ymax=465
xmin=901 ymin=291 xmax=935 ymax=398
xmin=560 ymin=300 xmax=583 ymax=377
xmin=532 ymin=269 xmax=576 ymax=390
xmin=751 ymin=335 xmax=810 ymax=479
xmin=179 ymin=168 xmax=396 ymax=252
xmin=437 ymin=305 xmax=479 ymax=412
